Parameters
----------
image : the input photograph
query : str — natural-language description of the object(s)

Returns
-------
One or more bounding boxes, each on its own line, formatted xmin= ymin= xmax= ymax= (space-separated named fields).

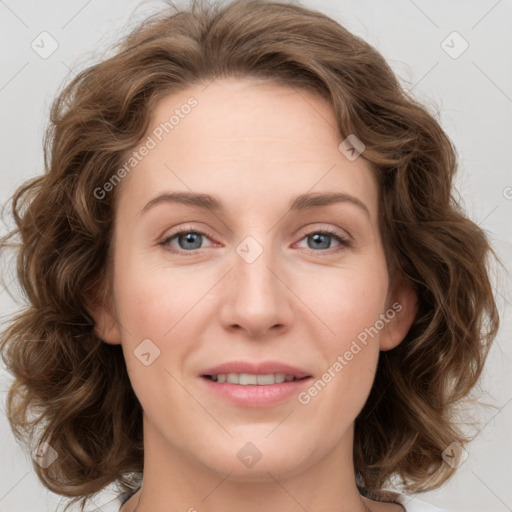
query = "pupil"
xmin=180 ymin=232 xmax=202 ymax=250
xmin=309 ymin=233 xmax=330 ymax=250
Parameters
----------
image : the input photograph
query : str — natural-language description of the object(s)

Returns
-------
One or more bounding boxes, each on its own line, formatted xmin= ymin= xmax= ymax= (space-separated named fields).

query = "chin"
xmin=209 ymin=455 xmax=308 ymax=482
xmin=195 ymin=437 xmax=312 ymax=481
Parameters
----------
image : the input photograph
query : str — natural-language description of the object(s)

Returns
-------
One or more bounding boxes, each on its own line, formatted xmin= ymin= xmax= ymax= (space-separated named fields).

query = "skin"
xmin=91 ymin=77 xmax=416 ymax=512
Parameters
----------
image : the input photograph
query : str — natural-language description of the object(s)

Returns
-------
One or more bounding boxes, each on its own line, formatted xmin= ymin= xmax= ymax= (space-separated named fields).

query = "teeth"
xmin=209 ymin=373 xmax=298 ymax=385
xmin=226 ymin=373 xmax=239 ymax=384
xmin=257 ymin=374 xmax=276 ymax=385
xmin=240 ymin=373 xmax=257 ymax=385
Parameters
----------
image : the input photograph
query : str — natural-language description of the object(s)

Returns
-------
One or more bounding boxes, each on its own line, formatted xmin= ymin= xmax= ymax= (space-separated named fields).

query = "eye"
xmin=295 ymin=228 xmax=351 ymax=254
xmin=159 ymin=226 xmax=351 ymax=256
xmin=160 ymin=227 xmax=216 ymax=254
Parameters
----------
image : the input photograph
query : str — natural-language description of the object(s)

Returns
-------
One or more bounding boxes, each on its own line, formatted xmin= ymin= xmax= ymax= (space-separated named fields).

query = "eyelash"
xmin=159 ymin=226 xmax=352 ymax=257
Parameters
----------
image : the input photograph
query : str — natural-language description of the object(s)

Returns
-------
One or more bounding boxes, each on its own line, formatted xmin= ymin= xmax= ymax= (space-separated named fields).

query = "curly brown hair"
xmin=0 ymin=0 xmax=499 ymax=510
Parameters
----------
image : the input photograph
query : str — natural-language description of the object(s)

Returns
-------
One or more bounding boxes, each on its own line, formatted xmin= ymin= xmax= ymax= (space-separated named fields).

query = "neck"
xmin=127 ymin=420 xmax=387 ymax=512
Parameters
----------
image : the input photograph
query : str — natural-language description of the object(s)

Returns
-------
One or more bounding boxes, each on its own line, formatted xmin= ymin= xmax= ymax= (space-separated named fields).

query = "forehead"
xmin=116 ymin=77 xmax=378 ymax=220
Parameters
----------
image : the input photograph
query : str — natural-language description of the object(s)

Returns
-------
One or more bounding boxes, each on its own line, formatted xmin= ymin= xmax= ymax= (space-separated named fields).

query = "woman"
xmin=0 ymin=1 xmax=499 ymax=511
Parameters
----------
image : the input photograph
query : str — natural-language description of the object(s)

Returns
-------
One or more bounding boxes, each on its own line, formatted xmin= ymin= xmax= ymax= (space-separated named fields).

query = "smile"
xmin=204 ymin=373 xmax=304 ymax=385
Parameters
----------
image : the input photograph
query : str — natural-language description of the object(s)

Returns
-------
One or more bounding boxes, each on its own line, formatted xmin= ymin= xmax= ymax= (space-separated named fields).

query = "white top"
xmin=90 ymin=490 xmax=449 ymax=512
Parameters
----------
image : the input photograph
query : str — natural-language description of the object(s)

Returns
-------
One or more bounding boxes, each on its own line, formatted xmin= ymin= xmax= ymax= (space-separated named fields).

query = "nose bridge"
xmin=235 ymin=233 xmax=280 ymax=303
xmin=222 ymin=232 xmax=290 ymax=335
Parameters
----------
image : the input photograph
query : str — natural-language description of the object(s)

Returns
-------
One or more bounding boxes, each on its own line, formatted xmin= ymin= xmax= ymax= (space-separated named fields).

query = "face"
xmin=92 ymin=77 xmax=416 ymax=481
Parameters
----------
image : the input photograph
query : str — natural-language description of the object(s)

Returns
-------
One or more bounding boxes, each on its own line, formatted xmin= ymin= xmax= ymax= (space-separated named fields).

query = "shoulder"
xmin=88 ymin=490 xmax=449 ymax=512
xmin=87 ymin=490 xmax=134 ymax=512
xmin=396 ymin=493 xmax=450 ymax=512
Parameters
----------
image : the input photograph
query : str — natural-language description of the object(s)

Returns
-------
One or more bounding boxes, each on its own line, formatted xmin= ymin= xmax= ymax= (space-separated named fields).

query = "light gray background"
xmin=1 ymin=0 xmax=511 ymax=511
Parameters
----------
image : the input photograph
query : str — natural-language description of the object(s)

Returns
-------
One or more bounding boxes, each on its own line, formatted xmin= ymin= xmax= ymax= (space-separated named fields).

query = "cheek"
xmin=113 ymin=271 xmax=191 ymax=415
xmin=337 ymin=281 xmax=388 ymax=345
xmin=303 ymin=262 xmax=388 ymax=349
xmin=297 ymin=261 xmax=387 ymax=414
xmin=113 ymin=247 xmax=199 ymax=340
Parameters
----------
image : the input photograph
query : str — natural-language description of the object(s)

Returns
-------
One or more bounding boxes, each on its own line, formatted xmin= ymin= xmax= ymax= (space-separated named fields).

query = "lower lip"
xmin=200 ymin=376 xmax=312 ymax=407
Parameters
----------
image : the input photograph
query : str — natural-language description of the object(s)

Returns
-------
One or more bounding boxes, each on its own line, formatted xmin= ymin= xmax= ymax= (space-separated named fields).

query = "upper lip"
xmin=200 ymin=360 xmax=311 ymax=379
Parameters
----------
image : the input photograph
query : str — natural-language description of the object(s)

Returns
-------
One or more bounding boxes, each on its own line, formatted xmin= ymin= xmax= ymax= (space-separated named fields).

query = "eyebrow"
xmin=138 ymin=191 xmax=370 ymax=218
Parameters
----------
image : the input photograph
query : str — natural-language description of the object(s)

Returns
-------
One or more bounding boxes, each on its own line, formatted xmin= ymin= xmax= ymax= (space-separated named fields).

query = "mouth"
xmin=202 ymin=373 xmax=310 ymax=385
xmin=198 ymin=360 xmax=312 ymax=407
xmin=198 ymin=362 xmax=313 ymax=407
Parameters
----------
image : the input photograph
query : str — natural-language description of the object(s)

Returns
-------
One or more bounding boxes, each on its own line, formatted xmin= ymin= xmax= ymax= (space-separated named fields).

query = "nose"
xmin=218 ymin=237 xmax=294 ymax=339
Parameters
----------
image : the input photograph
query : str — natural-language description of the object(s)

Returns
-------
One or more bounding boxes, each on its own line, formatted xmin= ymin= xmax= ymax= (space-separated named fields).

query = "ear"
xmin=379 ymin=277 xmax=418 ymax=351
xmin=85 ymin=279 xmax=122 ymax=345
